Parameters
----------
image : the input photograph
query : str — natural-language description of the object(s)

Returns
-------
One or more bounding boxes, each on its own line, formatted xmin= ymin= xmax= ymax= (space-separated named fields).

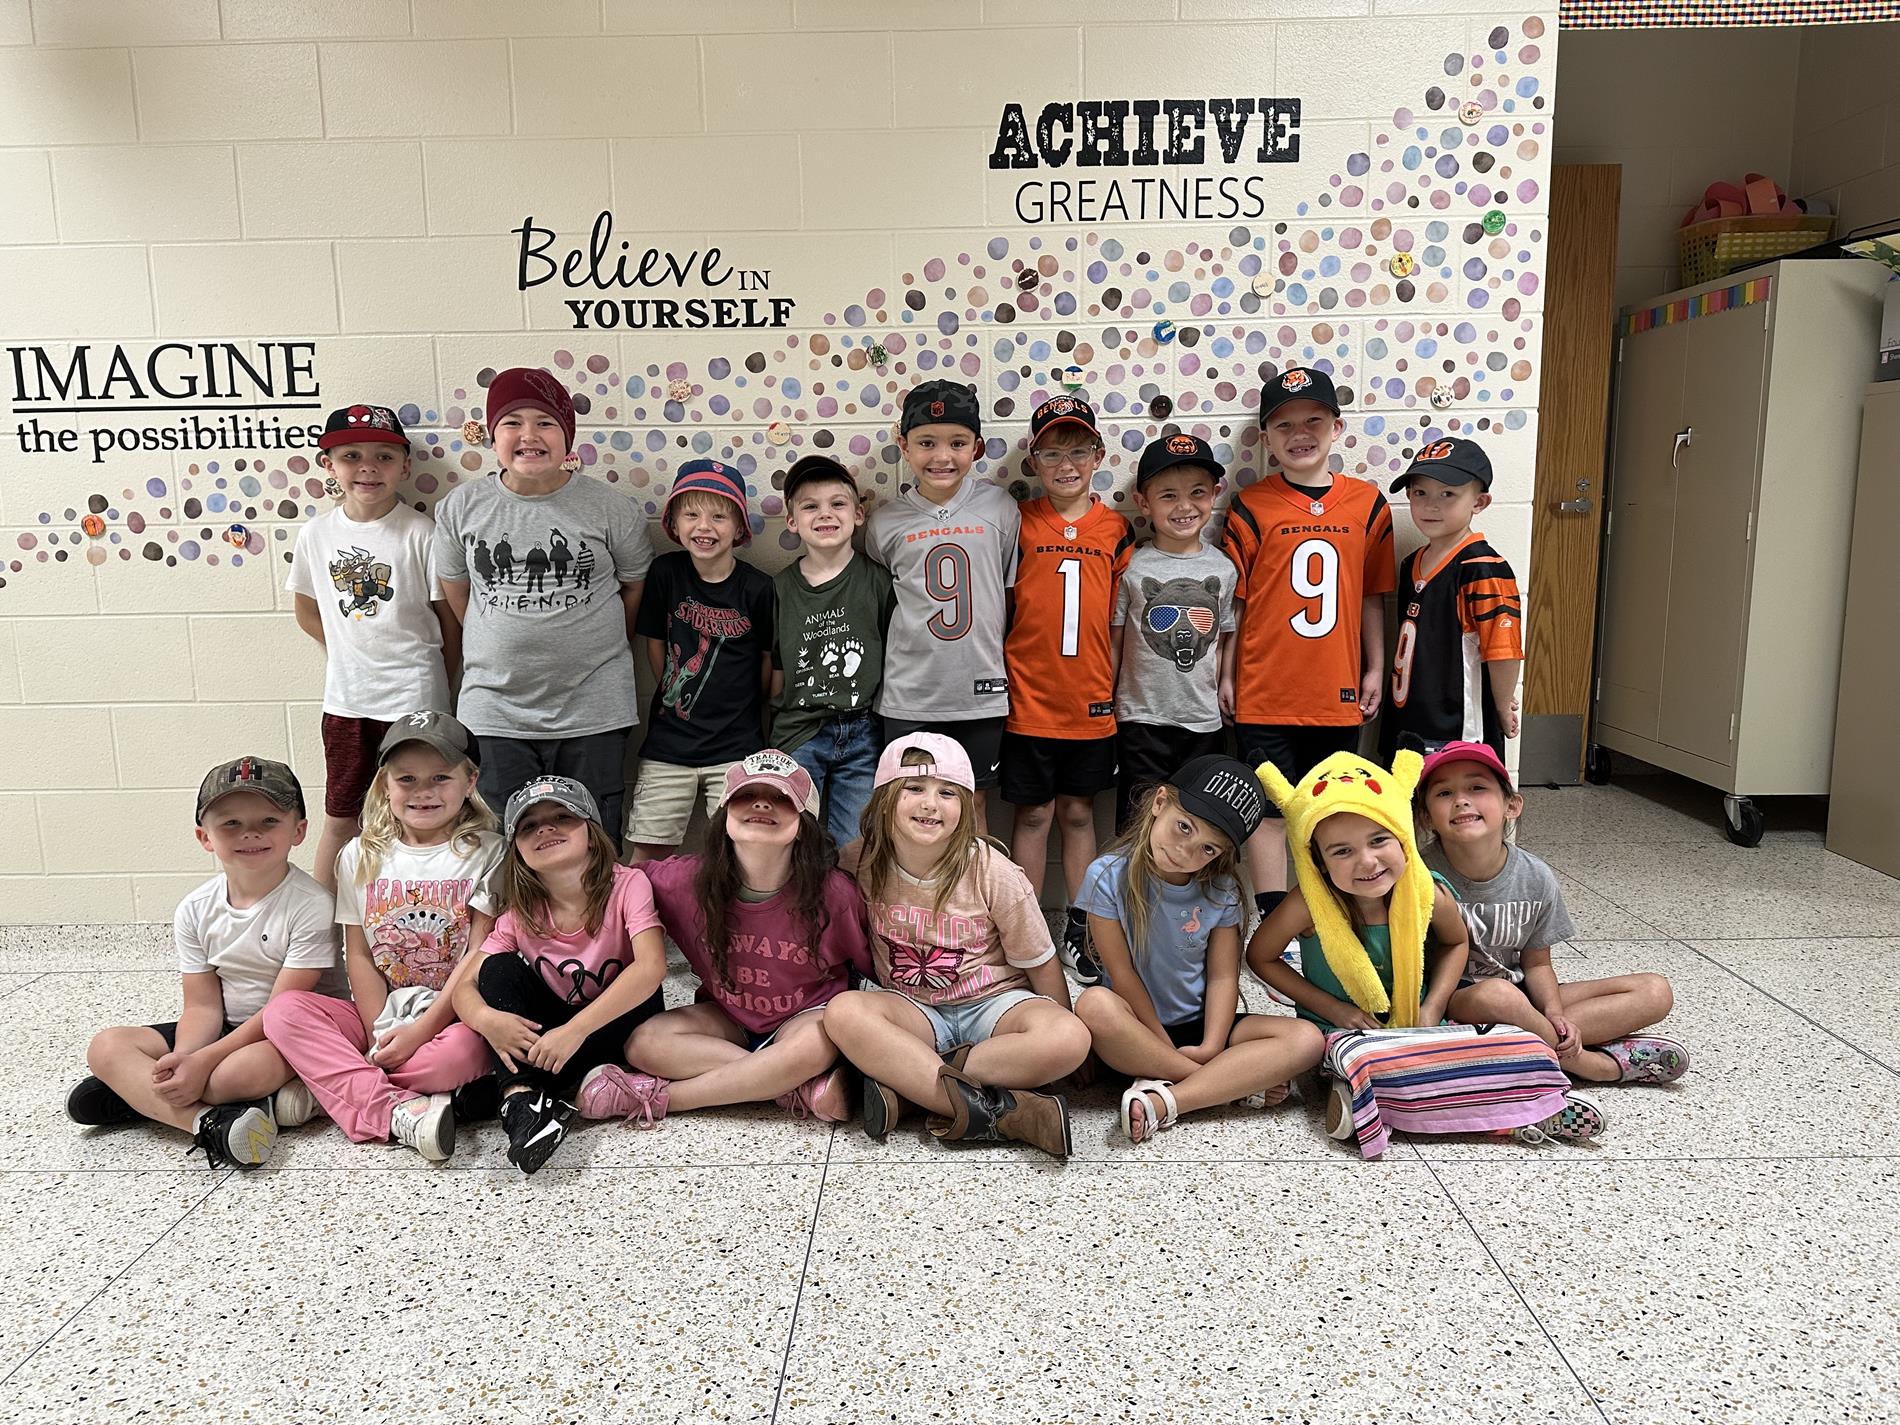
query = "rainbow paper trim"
xmin=1619 ymin=276 xmax=1773 ymax=337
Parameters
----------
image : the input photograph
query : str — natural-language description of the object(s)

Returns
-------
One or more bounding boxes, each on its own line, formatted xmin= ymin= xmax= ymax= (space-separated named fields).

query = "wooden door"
xmin=1655 ymin=301 xmax=1768 ymax=765
xmin=1521 ymin=165 xmax=1621 ymax=784
xmin=1593 ymin=315 xmax=1688 ymax=745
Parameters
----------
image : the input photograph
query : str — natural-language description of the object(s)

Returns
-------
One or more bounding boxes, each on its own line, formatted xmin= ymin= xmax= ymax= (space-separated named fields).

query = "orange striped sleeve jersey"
xmin=1219 ymin=473 xmax=1397 ymax=726
xmin=1383 ymin=533 xmax=1523 ymax=750
xmin=1004 ymin=497 xmax=1133 ymax=738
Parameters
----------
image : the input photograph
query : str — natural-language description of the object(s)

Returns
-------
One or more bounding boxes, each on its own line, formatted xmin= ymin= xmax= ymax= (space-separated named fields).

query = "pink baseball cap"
xmin=873 ymin=731 xmax=975 ymax=793
xmin=721 ymin=750 xmax=820 ymax=818
xmin=1418 ymin=740 xmax=1515 ymax=796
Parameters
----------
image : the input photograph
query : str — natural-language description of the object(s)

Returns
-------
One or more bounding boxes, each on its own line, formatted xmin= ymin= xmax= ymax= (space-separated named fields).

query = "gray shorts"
xmin=863 ymin=983 xmax=1046 ymax=1054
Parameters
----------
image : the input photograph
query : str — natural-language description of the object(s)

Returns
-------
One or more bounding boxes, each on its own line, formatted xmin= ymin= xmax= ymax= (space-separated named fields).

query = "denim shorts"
xmin=863 ymin=983 xmax=1046 ymax=1054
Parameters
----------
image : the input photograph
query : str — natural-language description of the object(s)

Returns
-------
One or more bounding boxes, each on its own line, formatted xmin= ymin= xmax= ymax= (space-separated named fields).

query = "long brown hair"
xmin=495 ymin=819 xmax=621 ymax=937
xmin=855 ymin=749 xmax=981 ymax=919
xmin=694 ymin=806 xmax=834 ymax=991
xmin=1105 ymin=783 xmax=1241 ymax=960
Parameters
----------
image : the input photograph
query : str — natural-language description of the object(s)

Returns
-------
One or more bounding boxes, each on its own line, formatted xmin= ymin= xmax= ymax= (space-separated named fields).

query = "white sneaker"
xmin=390 ymin=1092 xmax=456 ymax=1161
xmin=1265 ymin=939 xmax=1302 ymax=1006
xmin=272 ymin=1077 xmax=321 ymax=1129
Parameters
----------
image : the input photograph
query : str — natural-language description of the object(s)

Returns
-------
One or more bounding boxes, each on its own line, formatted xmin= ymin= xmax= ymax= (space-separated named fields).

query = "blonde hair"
xmin=1106 ymin=783 xmax=1241 ymax=960
xmin=856 ymin=749 xmax=981 ymax=920
xmin=354 ymin=756 xmax=496 ymax=888
xmin=496 ymin=819 xmax=621 ymax=938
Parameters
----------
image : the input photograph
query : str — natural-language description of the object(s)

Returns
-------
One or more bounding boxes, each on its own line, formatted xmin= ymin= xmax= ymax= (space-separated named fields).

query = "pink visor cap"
xmin=720 ymin=749 xmax=820 ymax=818
xmin=873 ymin=731 xmax=975 ymax=794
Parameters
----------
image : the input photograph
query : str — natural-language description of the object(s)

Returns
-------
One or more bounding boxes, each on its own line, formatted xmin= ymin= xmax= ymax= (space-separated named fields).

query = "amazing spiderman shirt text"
xmin=660 ymin=598 xmax=754 ymax=721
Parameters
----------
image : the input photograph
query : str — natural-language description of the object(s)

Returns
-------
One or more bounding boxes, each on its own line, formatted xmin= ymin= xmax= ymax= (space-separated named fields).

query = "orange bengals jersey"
xmin=1004 ymin=497 xmax=1133 ymax=738
xmin=1220 ymin=473 xmax=1396 ymax=725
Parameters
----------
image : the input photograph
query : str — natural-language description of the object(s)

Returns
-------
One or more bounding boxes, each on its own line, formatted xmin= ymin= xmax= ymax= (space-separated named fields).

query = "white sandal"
xmin=1119 ymin=1079 xmax=1180 ymax=1144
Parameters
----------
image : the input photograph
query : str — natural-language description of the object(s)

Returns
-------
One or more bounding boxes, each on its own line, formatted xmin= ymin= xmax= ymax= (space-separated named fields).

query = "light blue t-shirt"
xmin=1077 ymin=852 xmax=1242 ymax=1027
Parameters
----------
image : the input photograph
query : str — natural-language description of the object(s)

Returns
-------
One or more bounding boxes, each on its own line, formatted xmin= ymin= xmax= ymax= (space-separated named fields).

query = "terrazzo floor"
xmin=3 ymin=774 xmax=1897 ymax=1424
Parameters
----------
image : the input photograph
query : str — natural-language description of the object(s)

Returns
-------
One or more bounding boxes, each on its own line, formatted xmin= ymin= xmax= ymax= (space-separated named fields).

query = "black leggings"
xmin=476 ymin=952 xmax=663 ymax=1101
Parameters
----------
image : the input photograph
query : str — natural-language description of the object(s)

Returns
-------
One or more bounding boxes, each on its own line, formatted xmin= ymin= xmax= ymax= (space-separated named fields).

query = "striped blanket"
xmin=1323 ymin=1024 xmax=1570 ymax=1160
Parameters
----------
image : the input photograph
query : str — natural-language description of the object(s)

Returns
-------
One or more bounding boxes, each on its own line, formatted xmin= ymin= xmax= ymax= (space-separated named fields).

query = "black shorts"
xmin=1233 ymin=723 xmax=1364 ymax=818
xmin=1162 ymin=1014 xmax=1254 ymax=1049
xmin=1115 ymin=722 xmax=1225 ymax=830
xmin=999 ymin=730 xmax=1117 ymax=806
xmin=147 ymin=1019 xmax=241 ymax=1048
xmin=881 ymin=715 xmax=1006 ymax=791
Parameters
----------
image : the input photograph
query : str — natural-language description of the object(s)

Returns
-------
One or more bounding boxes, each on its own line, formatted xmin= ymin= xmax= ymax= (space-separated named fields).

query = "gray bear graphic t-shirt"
xmin=1113 ymin=542 xmax=1237 ymax=733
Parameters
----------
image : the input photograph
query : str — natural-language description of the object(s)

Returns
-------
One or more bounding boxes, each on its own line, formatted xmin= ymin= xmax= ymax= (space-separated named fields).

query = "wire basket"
xmin=1678 ymin=214 xmax=1834 ymax=286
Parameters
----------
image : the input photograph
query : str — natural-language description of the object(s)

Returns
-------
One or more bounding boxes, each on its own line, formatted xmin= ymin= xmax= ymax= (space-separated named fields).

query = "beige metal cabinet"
xmin=1590 ymin=259 xmax=1886 ymax=845
xmin=1827 ymin=381 xmax=1900 ymax=878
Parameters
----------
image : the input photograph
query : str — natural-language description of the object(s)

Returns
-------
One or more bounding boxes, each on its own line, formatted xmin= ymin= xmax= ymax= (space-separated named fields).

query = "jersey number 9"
xmin=1288 ymin=537 xmax=1340 ymax=639
xmin=924 ymin=543 xmax=972 ymax=640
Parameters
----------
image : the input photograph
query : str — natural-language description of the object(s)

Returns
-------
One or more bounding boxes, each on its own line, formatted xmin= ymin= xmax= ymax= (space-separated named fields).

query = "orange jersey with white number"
xmin=1220 ymin=474 xmax=1396 ymax=725
xmin=1005 ymin=498 xmax=1133 ymax=738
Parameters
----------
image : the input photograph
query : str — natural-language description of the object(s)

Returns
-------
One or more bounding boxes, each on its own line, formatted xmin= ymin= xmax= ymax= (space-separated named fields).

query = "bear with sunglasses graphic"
xmin=1138 ymin=574 xmax=1225 ymax=671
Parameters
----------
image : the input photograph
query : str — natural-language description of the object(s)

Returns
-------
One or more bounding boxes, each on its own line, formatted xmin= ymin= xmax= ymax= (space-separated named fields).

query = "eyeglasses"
xmin=1031 ymin=446 xmax=1099 ymax=469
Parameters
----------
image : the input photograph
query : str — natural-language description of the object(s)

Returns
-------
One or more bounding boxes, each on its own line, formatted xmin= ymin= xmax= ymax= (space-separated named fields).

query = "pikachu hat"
xmin=1256 ymin=749 xmax=1433 ymax=1027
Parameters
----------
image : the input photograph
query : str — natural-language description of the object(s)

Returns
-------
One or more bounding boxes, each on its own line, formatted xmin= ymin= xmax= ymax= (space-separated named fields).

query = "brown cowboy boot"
xmin=927 ymin=1065 xmax=1072 ymax=1160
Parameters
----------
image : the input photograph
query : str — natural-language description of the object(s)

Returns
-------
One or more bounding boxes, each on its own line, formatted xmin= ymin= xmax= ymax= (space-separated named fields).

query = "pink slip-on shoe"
xmin=775 ymin=1066 xmax=850 ymax=1123
xmin=577 ymin=1065 xmax=670 ymax=1127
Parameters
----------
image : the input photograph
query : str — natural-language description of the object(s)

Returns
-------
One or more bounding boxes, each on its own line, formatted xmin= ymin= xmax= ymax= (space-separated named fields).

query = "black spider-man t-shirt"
xmin=634 ymin=551 xmax=776 ymax=766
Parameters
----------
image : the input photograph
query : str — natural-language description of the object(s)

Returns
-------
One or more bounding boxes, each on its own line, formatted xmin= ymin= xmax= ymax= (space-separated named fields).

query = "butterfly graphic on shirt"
xmin=532 ymin=954 xmax=625 ymax=1005
xmin=879 ymin=932 xmax=961 ymax=992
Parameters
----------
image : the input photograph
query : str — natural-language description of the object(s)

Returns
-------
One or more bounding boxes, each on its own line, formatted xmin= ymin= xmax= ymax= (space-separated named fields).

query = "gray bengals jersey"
xmin=866 ymin=478 xmax=1020 ymax=720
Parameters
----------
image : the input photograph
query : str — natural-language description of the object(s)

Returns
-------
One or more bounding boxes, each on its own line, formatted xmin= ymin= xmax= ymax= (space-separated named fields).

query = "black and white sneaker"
xmin=65 ymin=1075 xmax=138 ymax=1127
xmin=189 ymin=1099 xmax=277 ymax=1171
xmin=500 ymin=1089 xmax=571 ymax=1175
xmin=1059 ymin=911 xmax=1103 ymax=987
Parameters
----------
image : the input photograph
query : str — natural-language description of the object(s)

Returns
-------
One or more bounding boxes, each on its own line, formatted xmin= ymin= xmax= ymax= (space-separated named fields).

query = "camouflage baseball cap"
xmin=195 ymin=756 xmax=306 ymax=823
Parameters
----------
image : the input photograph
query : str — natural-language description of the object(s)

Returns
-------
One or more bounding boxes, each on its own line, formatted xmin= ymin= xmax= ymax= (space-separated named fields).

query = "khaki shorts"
xmin=626 ymin=758 xmax=736 ymax=844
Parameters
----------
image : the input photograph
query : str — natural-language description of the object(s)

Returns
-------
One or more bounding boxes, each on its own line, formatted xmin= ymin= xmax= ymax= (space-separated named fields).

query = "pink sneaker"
xmin=775 ymin=1066 xmax=850 ymax=1123
xmin=1599 ymin=1035 xmax=1690 ymax=1084
xmin=577 ymin=1065 xmax=669 ymax=1127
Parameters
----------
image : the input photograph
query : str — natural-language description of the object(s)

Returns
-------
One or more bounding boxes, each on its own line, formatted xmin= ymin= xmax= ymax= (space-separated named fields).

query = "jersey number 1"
xmin=1288 ymin=537 xmax=1339 ymax=639
xmin=925 ymin=544 xmax=972 ymax=640
xmin=1056 ymin=557 xmax=1081 ymax=657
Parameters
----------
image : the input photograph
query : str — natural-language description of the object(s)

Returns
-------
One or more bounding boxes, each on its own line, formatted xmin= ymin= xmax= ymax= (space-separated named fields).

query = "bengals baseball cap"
xmin=377 ymin=709 xmax=478 ymax=768
xmin=1167 ymin=755 xmax=1267 ymax=848
xmin=501 ymin=775 xmax=601 ymax=839
xmin=1136 ymin=432 xmax=1225 ymax=489
xmin=1258 ymin=366 xmax=1341 ymax=424
xmin=1418 ymin=740 xmax=1516 ymax=797
xmin=1028 ymin=393 xmax=1101 ymax=445
xmin=1389 ymin=436 xmax=1494 ymax=493
xmin=874 ymin=731 xmax=976 ymax=794
xmin=900 ymin=379 xmax=982 ymax=438
xmin=721 ymin=749 xmax=821 ymax=818
xmin=782 ymin=454 xmax=860 ymax=504
xmin=196 ymin=756 xmax=306 ymax=823
xmin=318 ymin=404 xmax=409 ymax=451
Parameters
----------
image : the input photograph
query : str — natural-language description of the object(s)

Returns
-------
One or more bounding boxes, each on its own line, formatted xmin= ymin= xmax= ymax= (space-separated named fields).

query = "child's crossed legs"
xmin=627 ymin=1001 xmax=844 ymax=1113
xmin=1450 ymin=973 xmax=1675 ymax=1083
xmin=86 ymin=1022 xmax=293 ymax=1134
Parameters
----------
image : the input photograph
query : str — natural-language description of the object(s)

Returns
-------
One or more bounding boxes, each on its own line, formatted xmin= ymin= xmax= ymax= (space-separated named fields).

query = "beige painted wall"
xmin=1792 ymin=21 xmax=1900 ymax=237
xmin=0 ymin=1 xmax=1553 ymax=922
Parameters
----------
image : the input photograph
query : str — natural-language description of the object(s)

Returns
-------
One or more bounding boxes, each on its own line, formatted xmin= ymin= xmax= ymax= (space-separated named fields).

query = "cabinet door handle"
xmin=1672 ymin=427 xmax=1693 ymax=468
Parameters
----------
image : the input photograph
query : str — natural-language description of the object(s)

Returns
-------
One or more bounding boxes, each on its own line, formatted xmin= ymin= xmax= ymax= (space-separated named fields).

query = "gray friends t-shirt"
xmin=1423 ymin=842 xmax=1577 ymax=983
xmin=866 ymin=479 xmax=1019 ymax=721
xmin=433 ymin=472 xmax=654 ymax=738
xmin=1113 ymin=543 xmax=1237 ymax=733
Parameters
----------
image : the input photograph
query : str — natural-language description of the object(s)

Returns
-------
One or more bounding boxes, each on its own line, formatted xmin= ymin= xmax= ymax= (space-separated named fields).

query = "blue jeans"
xmin=789 ymin=712 xmax=879 ymax=847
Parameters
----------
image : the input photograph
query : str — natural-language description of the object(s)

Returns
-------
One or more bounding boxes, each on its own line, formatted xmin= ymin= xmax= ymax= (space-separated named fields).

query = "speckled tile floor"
xmin=2 ymin=774 xmax=1896 ymax=1424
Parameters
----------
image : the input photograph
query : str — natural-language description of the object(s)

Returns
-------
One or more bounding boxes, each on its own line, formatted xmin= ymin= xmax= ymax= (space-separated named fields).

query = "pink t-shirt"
xmin=484 ymin=862 xmax=664 ymax=1006
xmin=641 ymin=857 xmax=872 ymax=1035
xmin=863 ymin=841 xmax=1056 ymax=1007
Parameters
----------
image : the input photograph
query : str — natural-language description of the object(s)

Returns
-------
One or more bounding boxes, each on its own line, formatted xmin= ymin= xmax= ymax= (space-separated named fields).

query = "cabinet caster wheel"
xmin=1723 ymin=795 xmax=1764 ymax=848
xmin=1584 ymin=744 xmax=1613 ymax=786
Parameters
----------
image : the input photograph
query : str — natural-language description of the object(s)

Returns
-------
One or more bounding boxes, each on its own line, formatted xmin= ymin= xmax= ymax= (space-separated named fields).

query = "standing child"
xmin=288 ymin=404 xmax=454 ymax=890
xmin=1382 ymin=438 xmax=1524 ymax=757
xmin=1247 ymin=748 xmax=1602 ymax=1155
xmin=1074 ymin=756 xmax=1324 ymax=1144
xmin=867 ymin=380 xmax=1020 ymax=828
xmin=67 ymin=759 xmax=345 ymax=1169
xmin=1223 ymin=367 xmax=1395 ymax=936
xmin=620 ymin=751 xmax=873 ymax=1124
xmin=452 ymin=778 xmax=668 ymax=1174
xmin=770 ymin=455 xmax=895 ymax=848
xmin=823 ymin=734 xmax=1090 ymax=1158
xmin=262 ymin=712 xmax=503 ymax=1161
xmin=1419 ymin=741 xmax=1688 ymax=1085
xmin=1114 ymin=433 xmax=1237 ymax=831
xmin=1002 ymin=394 xmax=1132 ymax=982
xmin=629 ymin=459 xmax=776 ymax=860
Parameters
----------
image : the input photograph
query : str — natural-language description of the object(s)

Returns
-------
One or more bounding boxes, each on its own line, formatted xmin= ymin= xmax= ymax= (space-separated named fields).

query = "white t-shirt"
xmin=174 ymin=866 xmax=346 ymax=1022
xmin=286 ymin=503 xmax=450 ymax=720
xmin=334 ymin=832 xmax=504 ymax=992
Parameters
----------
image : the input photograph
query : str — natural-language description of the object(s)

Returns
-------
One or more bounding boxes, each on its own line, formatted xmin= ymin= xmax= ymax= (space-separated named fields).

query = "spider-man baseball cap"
xmin=318 ymin=404 xmax=409 ymax=451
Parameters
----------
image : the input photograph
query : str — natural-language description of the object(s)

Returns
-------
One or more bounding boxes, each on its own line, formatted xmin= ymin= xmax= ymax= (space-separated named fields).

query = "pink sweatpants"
xmin=262 ymin=990 xmax=493 ymax=1143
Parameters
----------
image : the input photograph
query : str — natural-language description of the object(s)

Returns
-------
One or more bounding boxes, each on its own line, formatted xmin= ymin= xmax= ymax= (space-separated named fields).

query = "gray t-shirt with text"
xmin=1424 ymin=842 xmax=1576 ymax=983
xmin=1113 ymin=542 xmax=1237 ymax=733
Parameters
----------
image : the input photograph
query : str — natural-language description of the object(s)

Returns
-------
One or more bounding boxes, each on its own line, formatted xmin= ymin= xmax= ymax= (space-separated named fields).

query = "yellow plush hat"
xmin=1256 ymin=749 xmax=1433 ymax=1026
